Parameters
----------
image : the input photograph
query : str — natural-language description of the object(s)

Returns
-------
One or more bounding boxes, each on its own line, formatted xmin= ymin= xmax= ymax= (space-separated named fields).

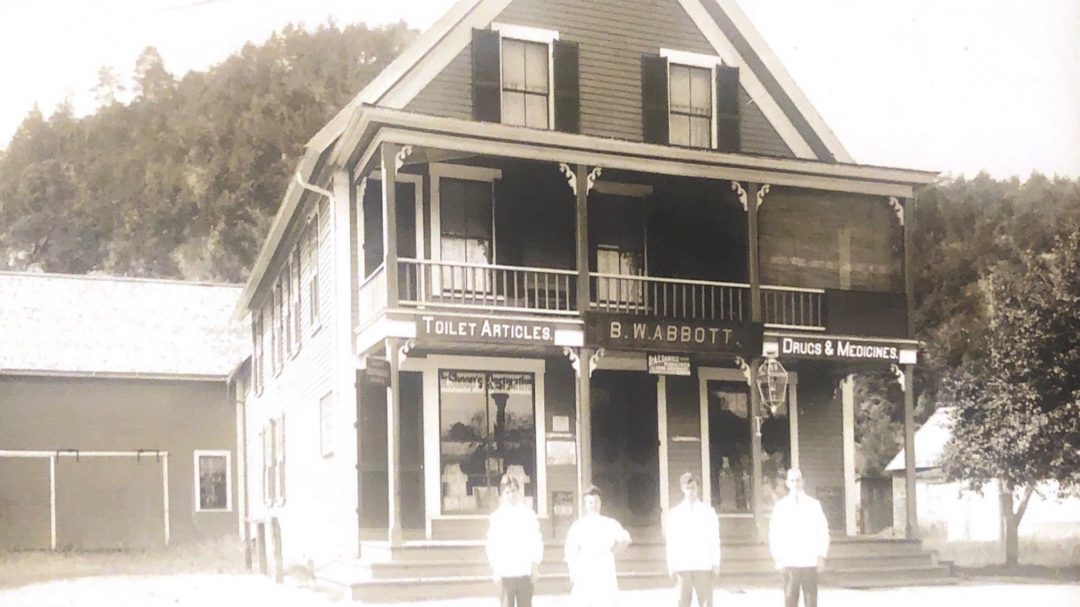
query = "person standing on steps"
xmin=665 ymin=472 xmax=721 ymax=607
xmin=769 ymin=468 xmax=830 ymax=607
xmin=564 ymin=485 xmax=632 ymax=607
xmin=487 ymin=474 xmax=544 ymax=607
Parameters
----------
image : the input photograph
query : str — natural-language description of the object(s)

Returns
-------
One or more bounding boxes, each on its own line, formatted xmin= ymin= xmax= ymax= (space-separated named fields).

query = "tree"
xmin=940 ymin=228 xmax=1080 ymax=566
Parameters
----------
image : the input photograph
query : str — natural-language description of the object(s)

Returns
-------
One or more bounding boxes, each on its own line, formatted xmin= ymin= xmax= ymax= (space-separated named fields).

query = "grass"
xmin=0 ymin=536 xmax=246 ymax=590
xmin=956 ymin=564 xmax=1080 ymax=582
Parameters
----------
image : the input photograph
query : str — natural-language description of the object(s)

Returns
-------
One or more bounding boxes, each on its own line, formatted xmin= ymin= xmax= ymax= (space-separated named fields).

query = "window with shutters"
xmin=290 ymin=247 xmax=301 ymax=355
xmin=668 ymin=63 xmax=713 ymax=148
xmin=281 ymin=265 xmax=292 ymax=359
xmin=475 ymin=24 xmax=571 ymax=131
xmin=271 ymin=284 xmax=282 ymax=376
xmin=274 ymin=415 xmax=286 ymax=504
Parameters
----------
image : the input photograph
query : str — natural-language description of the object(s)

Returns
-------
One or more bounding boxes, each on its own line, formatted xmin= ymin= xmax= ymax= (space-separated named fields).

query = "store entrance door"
xmin=590 ymin=371 xmax=660 ymax=530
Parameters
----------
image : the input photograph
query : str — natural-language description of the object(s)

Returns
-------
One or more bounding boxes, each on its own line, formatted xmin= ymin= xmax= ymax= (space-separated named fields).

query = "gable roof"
xmin=885 ymin=407 xmax=954 ymax=473
xmin=0 ymin=272 xmax=247 ymax=380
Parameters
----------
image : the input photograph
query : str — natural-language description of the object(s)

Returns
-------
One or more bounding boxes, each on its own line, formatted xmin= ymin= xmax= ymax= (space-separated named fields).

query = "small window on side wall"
xmin=194 ymin=450 xmax=231 ymax=512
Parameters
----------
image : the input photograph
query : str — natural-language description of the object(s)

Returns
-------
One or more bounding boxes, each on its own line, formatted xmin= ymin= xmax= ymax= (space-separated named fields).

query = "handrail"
xmin=401 ymin=257 xmax=577 ymax=275
xmin=358 ymin=263 xmax=386 ymax=289
xmin=590 ymin=272 xmax=750 ymax=289
xmin=761 ymin=284 xmax=827 ymax=294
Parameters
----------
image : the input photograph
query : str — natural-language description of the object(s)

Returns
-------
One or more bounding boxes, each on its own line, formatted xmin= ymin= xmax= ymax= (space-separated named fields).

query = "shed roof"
xmin=0 ymin=272 xmax=247 ymax=380
xmin=885 ymin=407 xmax=954 ymax=473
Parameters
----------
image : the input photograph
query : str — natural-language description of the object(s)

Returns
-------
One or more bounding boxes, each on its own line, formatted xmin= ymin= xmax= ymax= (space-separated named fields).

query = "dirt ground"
xmin=1 ymin=575 xmax=1078 ymax=607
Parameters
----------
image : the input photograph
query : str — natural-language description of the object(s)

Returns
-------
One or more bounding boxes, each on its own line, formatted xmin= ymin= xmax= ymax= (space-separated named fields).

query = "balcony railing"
xmin=762 ymin=285 xmax=825 ymax=330
xmin=359 ymin=259 xmax=828 ymax=331
xmin=590 ymin=273 xmax=751 ymax=322
xmin=398 ymin=258 xmax=578 ymax=315
xmin=358 ymin=263 xmax=387 ymax=322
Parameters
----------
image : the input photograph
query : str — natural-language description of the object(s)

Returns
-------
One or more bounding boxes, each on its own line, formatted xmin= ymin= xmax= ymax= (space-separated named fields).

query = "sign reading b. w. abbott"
xmin=585 ymin=313 xmax=762 ymax=356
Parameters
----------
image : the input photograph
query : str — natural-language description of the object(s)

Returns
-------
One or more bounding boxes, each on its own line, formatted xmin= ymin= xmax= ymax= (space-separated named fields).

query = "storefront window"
xmin=707 ymin=381 xmax=790 ymax=514
xmin=439 ymin=370 xmax=536 ymax=514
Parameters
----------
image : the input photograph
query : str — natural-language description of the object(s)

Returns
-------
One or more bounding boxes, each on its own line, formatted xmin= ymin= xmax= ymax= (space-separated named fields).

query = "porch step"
xmin=318 ymin=538 xmax=956 ymax=602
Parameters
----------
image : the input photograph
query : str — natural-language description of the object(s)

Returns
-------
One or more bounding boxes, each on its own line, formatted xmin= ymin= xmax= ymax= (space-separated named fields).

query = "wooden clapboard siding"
xmin=544 ymin=357 xmax=578 ymax=527
xmin=758 ymin=187 xmax=903 ymax=292
xmin=245 ymin=193 xmax=346 ymax=567
xmin=795 ymin=371 xmax=845 ymax=531
xmin=406 ymin=0 xmax=793 ymax=156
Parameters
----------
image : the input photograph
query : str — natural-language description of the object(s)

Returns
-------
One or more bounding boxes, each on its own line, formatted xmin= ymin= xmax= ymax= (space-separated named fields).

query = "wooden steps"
xmin=315 ymin=537 xmax=957 ymax=602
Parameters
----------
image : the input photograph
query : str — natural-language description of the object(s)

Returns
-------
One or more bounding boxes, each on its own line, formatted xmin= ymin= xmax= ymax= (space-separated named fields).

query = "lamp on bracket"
xmin=756 ymin=353 xmax=789 ymax=416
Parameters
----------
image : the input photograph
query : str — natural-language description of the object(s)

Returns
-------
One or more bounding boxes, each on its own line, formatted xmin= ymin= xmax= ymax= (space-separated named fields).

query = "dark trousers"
xmin=499 ymin=575 xmax=534 ymax=607
xmin=675 ymin=570 xmax=714 ymax=607
xmin=781 ymin=567 xmax=818 ymax=607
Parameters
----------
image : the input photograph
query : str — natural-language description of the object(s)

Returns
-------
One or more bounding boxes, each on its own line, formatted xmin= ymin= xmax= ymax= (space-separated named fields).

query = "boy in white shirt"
xmin=769 ymin=469 xmax=830 ymax=607
xmin=487 ymin=474 xmax=544 ymax=607
xmin=665 ymin=472 xmax=721 ymax=607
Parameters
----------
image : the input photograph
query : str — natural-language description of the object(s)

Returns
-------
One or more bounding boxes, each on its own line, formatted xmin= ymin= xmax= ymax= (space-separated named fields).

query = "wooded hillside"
xmin=0 ymin=21 xmax=413 ymax=282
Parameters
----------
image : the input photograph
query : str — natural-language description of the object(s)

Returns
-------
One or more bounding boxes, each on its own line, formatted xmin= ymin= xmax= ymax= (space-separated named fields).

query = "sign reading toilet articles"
xmin=418 ymin=315 xmax=556 ymax=345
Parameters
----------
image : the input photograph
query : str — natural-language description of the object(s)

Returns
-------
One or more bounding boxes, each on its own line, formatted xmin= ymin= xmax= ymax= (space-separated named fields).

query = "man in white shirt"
xmin=665 ymin=472 xmax=721 ymax=607
xmin=487 ymin=474 xmax=544 ymax=607
xmin=769 ymin=468 xmax=830 ymax=607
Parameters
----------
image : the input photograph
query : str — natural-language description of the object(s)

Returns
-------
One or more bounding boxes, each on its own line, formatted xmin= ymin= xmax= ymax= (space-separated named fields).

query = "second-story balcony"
xmin=358 ymin=258 xmax=828 ymax=331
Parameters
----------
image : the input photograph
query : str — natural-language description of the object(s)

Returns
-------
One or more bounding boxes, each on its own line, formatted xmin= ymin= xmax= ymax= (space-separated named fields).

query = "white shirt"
xmin=486 ymin=502 xmax=544 ymax=578
xmin=564 ymin=513 xmax=631 ymax=607
xmin=768 ymin=492 xmax=830 ymax=568
xmin=665 ymin=499 xmax=721 ymax=573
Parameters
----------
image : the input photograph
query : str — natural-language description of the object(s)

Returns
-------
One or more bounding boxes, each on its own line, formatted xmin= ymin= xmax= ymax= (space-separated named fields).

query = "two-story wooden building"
xmin=235 ymin=0 xmax=938 ymax=592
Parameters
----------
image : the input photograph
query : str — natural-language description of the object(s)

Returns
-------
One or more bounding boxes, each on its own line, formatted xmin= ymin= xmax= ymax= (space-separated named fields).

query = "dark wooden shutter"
xmin=716 ymin=64 xmax=741 ymax=153
xmin=641 ymin=54 xmax=669 ymax=144
xmin=553 ymin=39 xmax=580 ymax=133
xmin=472 ymin=28 xmax=502 ymax=122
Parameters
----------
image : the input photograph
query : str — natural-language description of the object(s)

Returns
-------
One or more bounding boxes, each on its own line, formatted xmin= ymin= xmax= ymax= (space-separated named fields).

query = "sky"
xmin=0 ymin=0 xmax=1077 ymax=179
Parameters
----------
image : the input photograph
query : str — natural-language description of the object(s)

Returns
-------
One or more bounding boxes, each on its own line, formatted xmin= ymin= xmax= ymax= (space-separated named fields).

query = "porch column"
xmin=841 ymin=374 xmax=857 ymax=536
xmin=575 ymin=347 xmax=594 ymax=498
xmin=746 ymin=182 xmax=765 ymax=541
xmin=574 ymin=163 xmax=590 ymax=314
xmin=332 ymin=169 xmax=361 ymax=556
xmin=386 ymin=336 xmax=403 ymax=545
xmin=381 ymin=143 xmax=399 ymax=308
xmin=903 ymin=363 xmax=918 ymax=539
xmin=899 ymin=195 xmax=919 ymax=539
xmin=749 ymin=360 xmax=765 ymax=541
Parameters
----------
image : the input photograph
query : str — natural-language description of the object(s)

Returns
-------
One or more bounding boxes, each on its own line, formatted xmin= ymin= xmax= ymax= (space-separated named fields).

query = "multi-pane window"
xmin=591 ymin=194 xmax=646 ymax=305
xmin=281 ymin=266 xmax=292 ymax=359
xmin=319 ymin=392 xmax=334 ymax=458
xmin=194 ymin=451 xmax=231 ymax=512
xmin=305 ymin=214 xmax=320 ymax=332
xmin=668 ymin=63 xmax=712 ymax=148
xmin=262 ymin=417 xmax=285 ymax=506
xmin=501 ymin=38 xmax=550 ymax=129
xmin=440 ymin=178 xmax=494 ymax=266
xmin=271 ymin=287 xmax=282 ymax=375
xmin=290 ymin=248 xmax=301 ymax=354
xmin=252 ymin=311 xmax=263 ymax=396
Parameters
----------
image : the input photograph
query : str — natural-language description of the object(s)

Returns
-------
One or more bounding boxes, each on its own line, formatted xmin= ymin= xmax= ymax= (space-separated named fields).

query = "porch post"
xmin=901 ymin=196 xmax=919 ymax=539
xmin=386 ymin=336 xmax=403 ymax=545
xmin=903 ymin=363 xmax=918 ymax=539
xmin=381 ymin=143 xmax=399 ymax=308
xmin=576 ymin=348 xmax=594 ymax=498
xmin=841 ymin=374 xmax=858 ymax=536
xmin=575 ymin=164 xmax=591 ymax=313
xmin=749 ymin=361 xmax=765 ymax=541
xmin=746 ymin=182 xmax=765 ymax=541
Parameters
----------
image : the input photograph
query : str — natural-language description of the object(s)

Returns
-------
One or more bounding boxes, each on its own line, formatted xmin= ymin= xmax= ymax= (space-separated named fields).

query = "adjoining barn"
xmin=0 ymin=272 xmax=247 ymax=550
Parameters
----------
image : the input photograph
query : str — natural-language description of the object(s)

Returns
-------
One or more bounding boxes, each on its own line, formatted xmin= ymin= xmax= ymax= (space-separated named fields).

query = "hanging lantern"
xmin=756 ymin=355 xmax=789 ymax=415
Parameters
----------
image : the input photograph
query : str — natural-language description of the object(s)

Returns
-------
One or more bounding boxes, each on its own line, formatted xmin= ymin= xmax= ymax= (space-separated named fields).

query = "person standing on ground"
xmin=564 ymin=485 xmax=631 ymax=607
xmin=665 ymin=472 xmax=721 ymax=607
xmin=769 ymin=468 xmax=830 ymax=607
xmin=487 ymin=474 xmax=544 ymax=607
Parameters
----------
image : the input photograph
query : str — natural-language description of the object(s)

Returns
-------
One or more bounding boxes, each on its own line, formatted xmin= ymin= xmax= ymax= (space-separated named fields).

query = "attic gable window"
xmin=473 ymin=25 xmax=579 ymax=133
xmin=501 ymin=37 xmax=550 ymax=129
